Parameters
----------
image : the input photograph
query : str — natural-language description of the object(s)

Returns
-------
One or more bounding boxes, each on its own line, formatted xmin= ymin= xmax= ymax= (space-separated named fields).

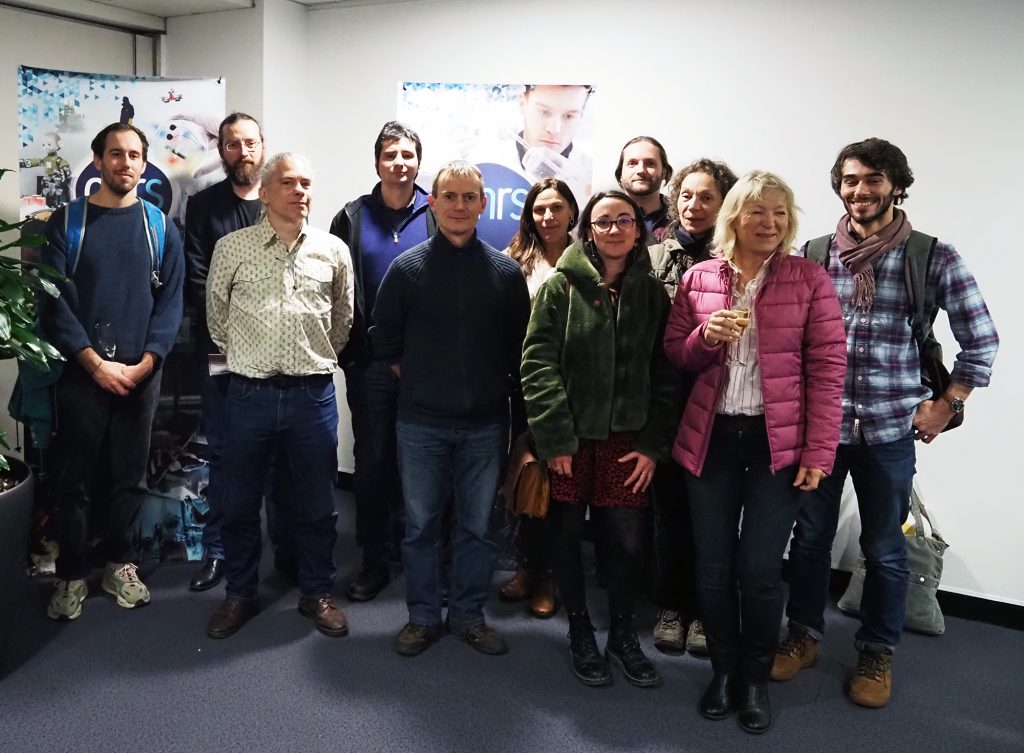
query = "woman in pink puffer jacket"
xmin=663 ymin=171 xmax=846 ymax=735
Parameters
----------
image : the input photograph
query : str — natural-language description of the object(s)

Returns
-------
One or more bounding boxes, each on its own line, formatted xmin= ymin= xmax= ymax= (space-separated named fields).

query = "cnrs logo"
xmin=75 ymin=163 xmax=172 ymax=210
xmin=476 ymin=163 xmax=530 ymax=250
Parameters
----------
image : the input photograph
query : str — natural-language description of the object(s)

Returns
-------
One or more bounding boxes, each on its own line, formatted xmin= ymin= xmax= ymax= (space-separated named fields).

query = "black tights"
xmin=548 ymin=500 xmax=646 ymax=618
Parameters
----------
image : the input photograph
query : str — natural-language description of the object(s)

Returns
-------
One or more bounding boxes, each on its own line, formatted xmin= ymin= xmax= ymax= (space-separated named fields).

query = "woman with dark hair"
xmin=646 ymin=158 xmax=738 ymax=659
xmin=664 ymin=171 xmax=846 ymax=733
xmin=500 ymin=178 xmax=578 ymax=617
xmin=521 ymin=190 xmax=679 ymax=688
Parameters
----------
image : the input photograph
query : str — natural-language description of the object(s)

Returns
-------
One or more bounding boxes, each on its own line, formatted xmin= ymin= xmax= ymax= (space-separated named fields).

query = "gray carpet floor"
xmin=2 ymin=491 xmax=1022 ymax=753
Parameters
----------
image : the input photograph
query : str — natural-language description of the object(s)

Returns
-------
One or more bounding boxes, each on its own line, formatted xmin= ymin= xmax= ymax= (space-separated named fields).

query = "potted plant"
xmin=1 ymin=166 xmax=62 ymax=671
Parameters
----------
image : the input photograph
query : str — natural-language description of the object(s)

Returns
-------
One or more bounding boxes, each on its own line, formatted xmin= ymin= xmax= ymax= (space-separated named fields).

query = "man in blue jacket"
xmin=43 ymin=123 xmax=184 ymax=621
xmin=329 ymin=122 xmax=435 ymax=602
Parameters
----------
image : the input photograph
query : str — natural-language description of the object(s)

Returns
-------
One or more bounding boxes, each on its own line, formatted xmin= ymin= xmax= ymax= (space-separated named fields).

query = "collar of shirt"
xmin=256 ymin=215 xmax=309 ymax=256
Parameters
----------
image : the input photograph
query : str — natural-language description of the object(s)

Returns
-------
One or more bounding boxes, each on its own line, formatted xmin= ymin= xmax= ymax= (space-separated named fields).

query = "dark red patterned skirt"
xmin=548 ymin=432 xmax=649 ymax=509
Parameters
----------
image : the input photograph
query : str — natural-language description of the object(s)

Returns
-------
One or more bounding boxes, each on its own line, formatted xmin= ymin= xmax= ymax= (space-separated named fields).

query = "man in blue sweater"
xmin=329 ymin=121 xmax=435 ymax=602
xmin=372 ymin=161 xmax=530 ymax=657
xmin=43 ymin=123 xmax=184 ymax=621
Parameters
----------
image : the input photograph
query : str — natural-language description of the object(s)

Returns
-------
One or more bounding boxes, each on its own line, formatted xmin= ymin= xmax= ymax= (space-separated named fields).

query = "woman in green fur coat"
xmin=521 ymin=190 xmax=680 ymax=689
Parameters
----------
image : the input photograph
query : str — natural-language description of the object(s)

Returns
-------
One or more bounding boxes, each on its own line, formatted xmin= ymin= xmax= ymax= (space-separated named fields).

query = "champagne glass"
xmin=94 ymin=322 xmax=116 ymax=360
xmin=733 ymin=308 xmax=751 ymax=330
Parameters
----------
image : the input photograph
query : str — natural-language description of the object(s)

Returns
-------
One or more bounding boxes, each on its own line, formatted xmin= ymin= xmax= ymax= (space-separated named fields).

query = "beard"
xmin=621 ymin=177 xmax=660 ymax=198
xmin=845 ymin=188 xmax=897 ymax=228
xmin=225 ymin=156 xmax=263 ymax=187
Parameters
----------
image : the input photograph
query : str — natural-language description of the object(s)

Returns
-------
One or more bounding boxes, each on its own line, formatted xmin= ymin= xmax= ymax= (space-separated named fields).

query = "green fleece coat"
xmin=521 ymin=241 xmax=681 ymax=461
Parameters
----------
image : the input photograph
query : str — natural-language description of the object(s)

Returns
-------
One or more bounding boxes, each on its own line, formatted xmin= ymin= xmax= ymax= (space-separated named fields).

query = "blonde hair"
xmin=712 ymin=170 xmax=799 ymax=261
xmin=431 ymin=160 xmax=484 ymax=196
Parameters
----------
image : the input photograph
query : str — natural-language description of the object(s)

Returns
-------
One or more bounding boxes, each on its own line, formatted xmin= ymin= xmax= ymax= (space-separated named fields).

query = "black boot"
xmin=567 ymin=611 xmax=612 ymax=687
xmin=700 ymin=673 xmax=738 ymax=720
xmin=738 ymin=683 xmax=772 ymax=734
xmin=606 ymin=613 xmax=661 ymax=688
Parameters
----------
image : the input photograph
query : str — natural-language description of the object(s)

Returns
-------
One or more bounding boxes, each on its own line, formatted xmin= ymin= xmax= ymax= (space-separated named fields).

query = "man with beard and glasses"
xmin=772 ymin=138 xmax=999 ymax=708
xmin=43 ymin=123 xmax=184 ymax=621
xmin=184 ymin=112 xmax=297 ymax=593
xmin=616 ymin=136 xmax=673 ymax=243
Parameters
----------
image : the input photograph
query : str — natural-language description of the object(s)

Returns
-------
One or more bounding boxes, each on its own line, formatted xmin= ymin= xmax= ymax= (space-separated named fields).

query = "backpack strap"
xmin=902 ymin=230 xmax=939 ymax=352
xmin=62 ymin=196 xmax=89 ymax=276
xmin=140 ymin=198 xmax=167 ymax=288
xmin=806 ymin=234 xmax=833 ymax=268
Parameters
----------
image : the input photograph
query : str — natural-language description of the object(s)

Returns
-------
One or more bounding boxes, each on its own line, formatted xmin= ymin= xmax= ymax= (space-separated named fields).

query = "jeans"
xmin=220 ymin=374 xmax=339 ymax=601
xmin=53 ymin=361 xmax=162 ymax=580
xmin=396 ymin=420 xmax=505 ymax=627
xmin=686 ymin=415 xmax=803 ymax=684
xmin=343 ymin=359 xmax=403 ymax=570
xmin=786 ymin=435 xmax=916 ymax=649
xmin=196 ymin=358 xmax=295 ymax=561
xmin=651 ymin=460 xmax=698 ymax=617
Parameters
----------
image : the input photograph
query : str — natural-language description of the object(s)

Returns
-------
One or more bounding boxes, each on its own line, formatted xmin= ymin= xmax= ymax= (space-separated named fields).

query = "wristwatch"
xmin=944 ymin=394 xmax=966 ymax=414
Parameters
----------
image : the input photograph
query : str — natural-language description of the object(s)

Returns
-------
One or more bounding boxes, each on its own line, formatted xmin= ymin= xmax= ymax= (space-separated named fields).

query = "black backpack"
xmin=806 ymin=231 xmax=962 ymax=431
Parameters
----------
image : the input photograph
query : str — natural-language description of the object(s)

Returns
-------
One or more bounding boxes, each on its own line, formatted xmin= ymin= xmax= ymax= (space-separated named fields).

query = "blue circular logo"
xmin=475 ymin=163 xmax=531 ymax=249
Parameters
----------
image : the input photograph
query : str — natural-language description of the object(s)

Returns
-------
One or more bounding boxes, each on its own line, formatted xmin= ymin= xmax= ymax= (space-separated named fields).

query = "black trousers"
xmin=53 ymin=361 xmax=162 ymax=580
xmin=651 ymin=460 xmax=698 ymax=617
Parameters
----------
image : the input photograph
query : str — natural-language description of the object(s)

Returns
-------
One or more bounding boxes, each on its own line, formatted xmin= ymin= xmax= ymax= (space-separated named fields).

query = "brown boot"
xmin=499 ymin=567 xmax=535 ymax=602
xmin=529 ymin=573 xmax=559 ymax=618
xmin=298 ymin=595 xmax=349 ymax=638
xmin=849 ymin=648 xmax=893 ymax=708
xmin=770 ymin=631 xmax=819 ymax=681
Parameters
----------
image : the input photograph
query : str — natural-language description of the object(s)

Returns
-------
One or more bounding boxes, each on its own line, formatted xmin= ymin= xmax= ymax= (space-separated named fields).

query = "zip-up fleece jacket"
xmin=521 ymin=241 xmax=681 ymax=462
xmin=664 ymin=253 xmax=846 ymax=477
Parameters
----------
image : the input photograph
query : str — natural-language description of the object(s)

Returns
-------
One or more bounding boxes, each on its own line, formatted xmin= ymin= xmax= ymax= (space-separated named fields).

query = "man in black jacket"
xmin=328 ymin=121 xmax=435 ymax=601
xmin=372 ymin=161 xmax=530 ymax=657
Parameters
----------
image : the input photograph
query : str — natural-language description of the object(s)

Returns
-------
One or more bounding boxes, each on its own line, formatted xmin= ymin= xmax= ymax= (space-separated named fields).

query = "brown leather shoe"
xmin=207 ymin=598 xmax=260 ymax=639
xmin=499 ymin=567 xmax=535 ymax=602
xmin=529 ymin=574 xmax=559 ymax=618
xmin=298 ymin=595 xmax=349 ymax=637
xmin=849 ymin=648 xmax=893 ymax=708
xmin=771 ymin=631 xmax=819 ymax=681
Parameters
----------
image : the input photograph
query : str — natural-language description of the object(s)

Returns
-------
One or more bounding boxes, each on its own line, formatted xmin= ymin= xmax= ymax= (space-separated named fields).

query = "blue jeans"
xmin=197 ymin=359 xmax=296 ymax=561
xmin=343 ymin=359 xmax=403 ymax=570
xmin=685 ymin=415 xmax=804 ymax=684
xmin=786 ymin=434 xmax=916 ymax=649
xmin=220 ymin=375 xmax=339 ymax=601
xmin=396 ymin=420 xmax=505 ymax=627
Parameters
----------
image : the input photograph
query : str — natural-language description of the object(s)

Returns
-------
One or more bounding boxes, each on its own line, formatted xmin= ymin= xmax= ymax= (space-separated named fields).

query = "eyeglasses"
xmin=590 ymin=216 xmax=636 ymax=233
xmin=223 ymin=139 xmax=262 ymax=153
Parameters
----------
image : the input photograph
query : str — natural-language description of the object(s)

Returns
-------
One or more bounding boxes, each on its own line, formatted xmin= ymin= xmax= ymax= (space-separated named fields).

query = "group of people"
xmin=38 ymin=115 xmax=998 ymax=735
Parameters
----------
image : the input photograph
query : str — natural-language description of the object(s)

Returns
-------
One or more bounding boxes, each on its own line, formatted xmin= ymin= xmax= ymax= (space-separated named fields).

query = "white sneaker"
xmin=653 ymin=609 xmax=685 ymax=653
xmin=102 ymin=562 xmax=151 ymax=608
xmin=48 ymin=579 xmax=88 ymax=621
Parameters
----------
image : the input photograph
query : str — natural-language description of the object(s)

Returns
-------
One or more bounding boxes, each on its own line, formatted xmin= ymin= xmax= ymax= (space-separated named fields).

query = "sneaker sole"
xmin=605 ymin=649 xmax=662 ymax=688
xmin=47 ymin=603 xmax=83 ymax=621
xmin=101 ymin=581 xmax=150 ymax=609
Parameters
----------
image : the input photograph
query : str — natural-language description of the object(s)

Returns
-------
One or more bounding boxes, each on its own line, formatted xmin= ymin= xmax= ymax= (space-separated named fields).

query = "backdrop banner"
xmin=18 ymin=65 xmax=226 ymax=231
xmin=397 ymin=82 xmax=596 ymax=249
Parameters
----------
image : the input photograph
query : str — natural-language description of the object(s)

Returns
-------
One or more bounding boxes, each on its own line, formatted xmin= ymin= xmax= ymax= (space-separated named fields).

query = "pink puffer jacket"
xmin=664 ymin=254 xmax=846 ymax=477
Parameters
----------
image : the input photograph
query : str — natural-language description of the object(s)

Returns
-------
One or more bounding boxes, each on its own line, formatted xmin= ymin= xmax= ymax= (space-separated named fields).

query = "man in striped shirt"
xmin=771 ymin=138 xmax=999 ymax=708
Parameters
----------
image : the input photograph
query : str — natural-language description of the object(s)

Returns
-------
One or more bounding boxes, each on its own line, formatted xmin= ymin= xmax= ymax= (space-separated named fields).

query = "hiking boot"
xmin=606 ymin=614 xmax=661 ymax=688
xmin=771 ymin=630 xmax=818 ymax=681
xmin=567 ymin=611 xmax=612 ymax=687
xmin=653 ymin=609 xmax=685 ymax=654
xmin=849 ymin=647 xmax=893 ymax=708
xmin=686 ymin=619 xmax=709 ymax=657
xmin=47 ymin=579 xmax=88 ymax=621
xmin=448 ymin=619 xmax=508 ymax=655
xmin=101 ymin=562 xmax=150 ymax=608
xmin=395 ymin=622 xmax=443 ymax=657
xmin=499 ymin=567 xmax=535 ymax=602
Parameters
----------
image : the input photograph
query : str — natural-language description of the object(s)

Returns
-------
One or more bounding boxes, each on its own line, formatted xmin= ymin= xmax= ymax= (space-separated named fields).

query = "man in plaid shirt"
xmin=770 ymin=138 xmax=999 ymax=708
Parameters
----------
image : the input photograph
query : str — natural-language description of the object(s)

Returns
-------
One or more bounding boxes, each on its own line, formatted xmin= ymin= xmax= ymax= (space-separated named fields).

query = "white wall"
xmin=303 ymin=0 xmax=1023 ymax=606
xmin=0 ymin=5 xmax=150 ymax=463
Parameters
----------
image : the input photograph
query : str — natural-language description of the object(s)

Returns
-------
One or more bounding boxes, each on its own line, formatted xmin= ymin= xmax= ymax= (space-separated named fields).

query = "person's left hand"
xmin=793 ymin=466 xmax=826 ymax=491
xmin=619 ymin=451 xmax=656 ymax=495
xmin=913 ymin=399 xmax=952 ymax=443
xmin=121 ymin=361 xmax=152 ymax=387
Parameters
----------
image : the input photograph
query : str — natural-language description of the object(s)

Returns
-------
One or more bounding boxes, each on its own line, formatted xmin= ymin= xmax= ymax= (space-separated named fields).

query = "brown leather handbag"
xmin=502 ymin=431 xmax=550 ymax=519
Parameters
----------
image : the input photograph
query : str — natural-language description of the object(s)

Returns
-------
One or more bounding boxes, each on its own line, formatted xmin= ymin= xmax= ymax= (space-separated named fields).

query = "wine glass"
xmin=94 ymin=322 xmax=116 ymax=360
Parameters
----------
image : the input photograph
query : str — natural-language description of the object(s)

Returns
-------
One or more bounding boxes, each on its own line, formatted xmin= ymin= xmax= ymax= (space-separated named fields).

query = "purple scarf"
xmin=835 ymin=208 xmax=913 ymax=308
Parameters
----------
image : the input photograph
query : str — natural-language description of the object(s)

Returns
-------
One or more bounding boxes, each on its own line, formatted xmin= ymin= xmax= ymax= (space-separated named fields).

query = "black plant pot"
xmin=0 ymin=456 xmax=34 ymax=671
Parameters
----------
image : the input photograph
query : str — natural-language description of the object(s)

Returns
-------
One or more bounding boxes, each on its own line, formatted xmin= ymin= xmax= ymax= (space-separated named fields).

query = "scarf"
xmin=834 ymin=208 xmax=913 ymax=308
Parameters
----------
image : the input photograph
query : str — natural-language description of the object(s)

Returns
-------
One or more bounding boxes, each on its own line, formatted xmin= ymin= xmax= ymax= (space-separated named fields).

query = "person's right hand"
xmin=91 ymin=361 xmax=136 ymax=396
xmin=547 ymin=454 xmax=573 ymax=478
xmin=702 ymin=309 xmax=744 ymax=345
